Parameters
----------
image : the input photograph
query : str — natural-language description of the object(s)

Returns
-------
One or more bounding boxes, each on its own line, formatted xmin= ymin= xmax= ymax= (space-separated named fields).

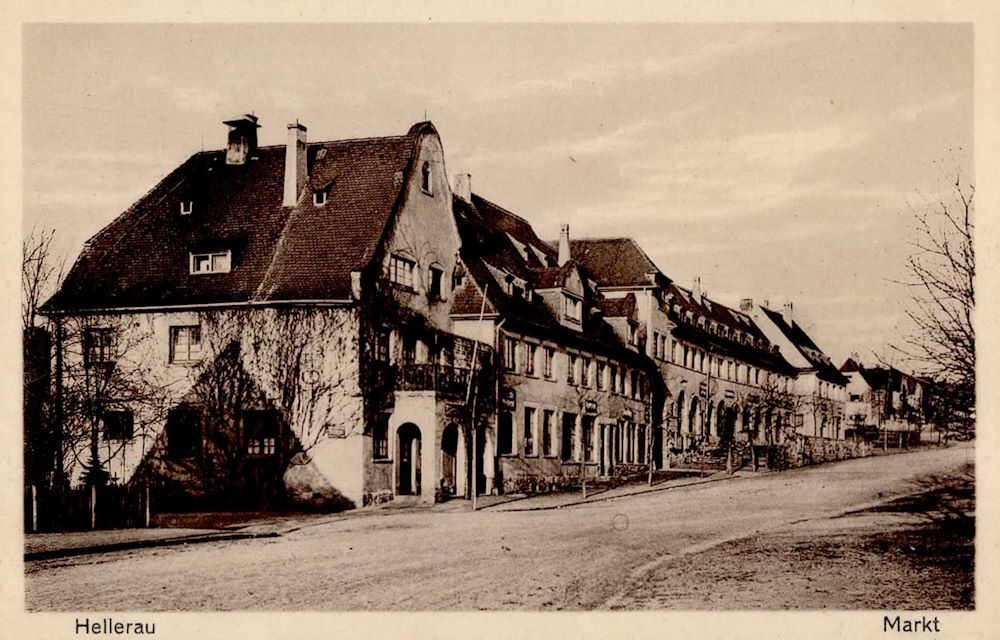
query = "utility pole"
xmin=465 ymin=284 xmax=488 ymax=512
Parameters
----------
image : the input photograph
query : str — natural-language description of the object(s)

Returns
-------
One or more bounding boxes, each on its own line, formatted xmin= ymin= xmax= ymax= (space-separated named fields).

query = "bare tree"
xmin=896 ymin=172 xmax=974 ymax=436
xmin=59 ymin=315 xmax=172 ymax=486
xmin=22 ymin=227 xmax=64 ymax=486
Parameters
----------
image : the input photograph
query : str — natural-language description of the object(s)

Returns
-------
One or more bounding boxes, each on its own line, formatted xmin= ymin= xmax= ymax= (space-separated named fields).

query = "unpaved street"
xmin=25 ymin=442 xmax=974 ymax=610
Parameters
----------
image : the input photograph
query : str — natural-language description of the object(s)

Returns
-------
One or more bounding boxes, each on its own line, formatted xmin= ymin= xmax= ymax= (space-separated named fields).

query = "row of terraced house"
xmin=33 ymin=115 xmax=929 ymax=510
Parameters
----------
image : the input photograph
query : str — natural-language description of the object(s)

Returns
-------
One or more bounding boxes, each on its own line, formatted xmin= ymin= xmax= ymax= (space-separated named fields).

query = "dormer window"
xmin=313 ymin=189 xmax=328 ymax=206
xmin=190 ymin=250 xmax=231 ymax=274
xmin=564 ymin=295 xmax=583 ymax=323
xmin=180 ymin=200 xmax=194 ymax=216
xmin=421 ymin=161 xmax=432 ymax=194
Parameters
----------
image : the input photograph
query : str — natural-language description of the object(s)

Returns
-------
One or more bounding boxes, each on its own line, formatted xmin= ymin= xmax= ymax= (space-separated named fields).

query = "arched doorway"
xmin=675 ymin=390 xmax=686 ymax=434
xmin=716 ymin=401 xmax=726 ymax=438
xmin=397 ymin=423 xmax=422 ymax=496
xmin=441 ymin=423 xmax=459 ymax=497
xmin=688 ymin=396 xmax=700 ymax=438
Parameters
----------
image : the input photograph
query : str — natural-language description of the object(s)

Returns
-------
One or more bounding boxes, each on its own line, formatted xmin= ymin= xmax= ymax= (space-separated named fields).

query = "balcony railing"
xmin=398 ymin=363 xmax=473 ymax=397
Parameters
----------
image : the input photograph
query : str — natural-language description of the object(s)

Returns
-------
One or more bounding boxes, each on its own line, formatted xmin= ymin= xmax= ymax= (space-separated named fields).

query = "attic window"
xmin=564 ymin=295 xmax=583 ymax=323
xmin=389 ymin=253 xmax=417 ymax=289
xmin=180 ymin=201 xmax=194 ymax=216
xmin=190 ymin=250 xmax=231 ymax=274
xmin=428 ymin=264 xmax=444 ymax=300
xmin=421 ymin=161 xmax=433 ymax=195
xmin=313 ymin=189 xmax=328 ymax=206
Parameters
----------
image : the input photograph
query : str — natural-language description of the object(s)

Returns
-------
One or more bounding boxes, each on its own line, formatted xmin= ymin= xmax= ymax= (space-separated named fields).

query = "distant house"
xmin=749 ymin=303 xmax=848 ymax=439
xmin=839 ymin=357 xmax=930 ymax=441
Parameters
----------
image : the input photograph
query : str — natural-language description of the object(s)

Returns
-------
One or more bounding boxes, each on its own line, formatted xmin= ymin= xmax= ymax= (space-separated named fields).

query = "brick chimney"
xmin=739 ymin=297 xmax=753 ymax=313
xmin=558 ymin=224 xmax=571 ymax=266
xmin=224 ymin=114 xmax=260 ymax=165
xmin=283 ymin=121 xmax=308 ymax=207
xmin=693 ymin=277 xmax=703 ymax=302
xmin=782 ymin=301 xmax=794 ymax=326
xmin=453 ymin=173 xmax=472 ymax=202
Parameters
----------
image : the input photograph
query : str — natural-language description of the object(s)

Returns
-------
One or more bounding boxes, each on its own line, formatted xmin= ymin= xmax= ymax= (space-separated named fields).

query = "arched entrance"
xmin=716 ymin=401 xmax=726 ymax=439
xmin=441 ymin=423 xmax=459 ymax=496
xmin=397 ymin=423 xmax=422 ymax=496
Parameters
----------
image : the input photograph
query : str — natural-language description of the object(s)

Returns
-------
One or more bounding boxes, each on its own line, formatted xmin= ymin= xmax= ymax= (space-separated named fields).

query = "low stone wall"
xmin=768 ymin=436 xmax=872 ymax=471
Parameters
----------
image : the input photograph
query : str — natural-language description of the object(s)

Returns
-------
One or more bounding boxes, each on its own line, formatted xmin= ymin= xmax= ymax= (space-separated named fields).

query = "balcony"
xmin=398 ymin=363 xmax=474 ymax=398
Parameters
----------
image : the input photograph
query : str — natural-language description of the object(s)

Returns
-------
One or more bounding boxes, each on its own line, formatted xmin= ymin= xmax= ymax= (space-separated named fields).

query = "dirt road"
xmin=25 ymin=442 xmax=974 ymax=610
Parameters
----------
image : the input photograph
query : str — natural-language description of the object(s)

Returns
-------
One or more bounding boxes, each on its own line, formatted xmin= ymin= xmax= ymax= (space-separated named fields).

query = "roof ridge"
xmin=471 ymin=193 xmax=536 ymax=228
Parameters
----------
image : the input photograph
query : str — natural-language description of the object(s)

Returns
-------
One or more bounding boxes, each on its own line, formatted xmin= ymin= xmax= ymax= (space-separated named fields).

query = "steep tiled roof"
xmin=44 ymin=122 xmax=431 ymax=311
xmin=569 ymin=238 xmax=663 ymax=288
xmin=452 ymin=195 xmax=652 ymax=371
xmin=760 ymin=307 xmax=847 ymax=385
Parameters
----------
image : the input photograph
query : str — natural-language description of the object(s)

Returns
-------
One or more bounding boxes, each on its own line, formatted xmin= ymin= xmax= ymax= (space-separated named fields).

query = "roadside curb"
xmin=24 ymin=530 xmax=281 ymax=562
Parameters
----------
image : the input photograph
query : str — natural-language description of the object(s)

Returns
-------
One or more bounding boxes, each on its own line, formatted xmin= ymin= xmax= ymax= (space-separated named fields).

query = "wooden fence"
xmin=24 ymin=482 xmax=150 ymax=532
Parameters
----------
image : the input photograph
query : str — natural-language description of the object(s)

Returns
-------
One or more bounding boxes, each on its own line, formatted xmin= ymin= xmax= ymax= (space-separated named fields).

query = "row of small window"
xmin=388 ymin=253 xmax=447 ymax=299
xmin=652 ymin=332 xmax=784 ymax=387
xmin=669 ymin=306 xmax=766 ymax=348
xmin=497 ymin=408 xmax=649 ymax=465
xmin=82 ymin=326 xmax=203 ymax=368
xmin=502 ymin=337 xmax=647 ymax=398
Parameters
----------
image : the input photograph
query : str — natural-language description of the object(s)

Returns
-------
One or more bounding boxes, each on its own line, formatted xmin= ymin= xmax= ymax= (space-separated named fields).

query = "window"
xmin=609 ymin=365 xmax=618 ymax=393
xmin=428 ymin=265 xmax=444 ymax=300
xmin=542 ymin=410 xmax=555 ymax=456
xmin=567 ymin=353 xmax=578 ymax=385
xmin=180 ymin=200 xmax=193 ymax=216
xmin=313 ymin=189 xmax=328 ymax=206
xmin=638 ymin=425 xmax=646 ymax=463
xmin=371 ymin=413 xmax=390 ymax=459
xmin=504 ymin=337 xmax=518 ymax=372
xmin=169 ymin=325 xmax=202 ymax=364
xmin=596 ymin=361 xmax=607 ymax=390
xmin=524 ymin=407 xmax=537 ymax=456
xmin=631 ymin=370 xmax=639 ymax=399
xmin=421 ymin=161 xmax=433 ymax=194
xmin=244 ymin=410 xmax=279 ymax=457
xmin=653 ymin=331 xmax=661 ymax=358
xmin=671 ymin=340 xmax=678 ymax=363
xmin=498 ymin=412 xmax=513 ymax=455
xmin=190 ymin=250 xmax=231 ymax=274
xmin=561 ymin=412 xmax=577 ymax=461
xmin=525 ymin=343 xmax=537 ymax=376
xmin=849 ymin=393 xmax=862 ymax=402
xmin=754 ymin=368 xmax=760 ymax=385
xmin=83 ymin=328 xmax=115 ymax=368
xmin=618 ymin=367 xmax=627 ymax=395
xmin=101 ymin=410 xmax=134 ymax=441
xmin=543 ymin=346 xmax=555 ymax=379
xmin=582 ymin=415 xmax=595 ymax=462
xmin=627 ymin=323 xmax=637 ymax=346
xmin=581 ymin=356 xmax=592 ymax=387
xmin=389 ymin=254 xmax=416 ymax=289
xmin=564 ymin=295 xmax=582 ymax=323
xmin=375 ymin=329 xmax=390 ymax=362
xmin=683 ymin=345 xmax=690 ymax=368
xmin=166 ymin=408 xmax=201 ymax=459
xmin=697 ymin=350 xmax=704 ymax=372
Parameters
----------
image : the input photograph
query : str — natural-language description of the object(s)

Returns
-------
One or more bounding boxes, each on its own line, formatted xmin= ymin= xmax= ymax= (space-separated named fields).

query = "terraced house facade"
xmin=41 ymin=113 xmax=852 ymax=511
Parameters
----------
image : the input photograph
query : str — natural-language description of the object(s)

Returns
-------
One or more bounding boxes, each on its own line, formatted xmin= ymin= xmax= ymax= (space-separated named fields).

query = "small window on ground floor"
xmin=373 ymin=413 xmax=389 ymax=460
xmin=244 ymin=410 xmax=280 ymax=457
xmin=101 ymin=410 xmax=134 ymax=441
xmin=561 ymin=412 xmax=577 ymax=461
xmin=166 ymin=407 xmax=201 ymax=459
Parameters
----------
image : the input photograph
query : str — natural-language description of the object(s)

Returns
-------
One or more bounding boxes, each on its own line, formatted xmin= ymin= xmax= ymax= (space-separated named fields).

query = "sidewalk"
xmin=20 ymin=467 xmax=762 ymax=561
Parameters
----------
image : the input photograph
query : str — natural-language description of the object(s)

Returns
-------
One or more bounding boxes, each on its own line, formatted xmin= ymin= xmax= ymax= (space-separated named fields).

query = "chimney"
xmin=763 ymin=298 xmax=770 ymax=309
xmin=283 ymin=121 xmax=308 ymax=207
xmin=453 ymin=173 xmax=472 ymax=202
xmin=558 ymin=224 xmax=571 ymax=266
xmin=739 ymin=297 xmax=754 ymax=314
xmin=223 ymin=114 xmax=260 ymax=165
xmin=693 ymin=277 xmax=703 ymax=302
xmin=782 ymin=301 xmax=794 ymax=326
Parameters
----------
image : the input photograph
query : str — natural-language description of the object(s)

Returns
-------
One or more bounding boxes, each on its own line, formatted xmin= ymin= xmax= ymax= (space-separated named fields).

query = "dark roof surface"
xmin=453 ymin=195 xmax=652 ymax=371
xmin=569 ymin=238 xmax=662 ymax=288
xmin=45 ymin=123 xmax=432 ymax=311
xmin=760 ymin=307 xmax=847 ymax=384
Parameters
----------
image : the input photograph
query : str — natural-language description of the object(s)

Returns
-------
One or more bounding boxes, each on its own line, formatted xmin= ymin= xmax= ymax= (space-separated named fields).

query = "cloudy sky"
xmin=22 ymin=23 xmax=973 ymax=366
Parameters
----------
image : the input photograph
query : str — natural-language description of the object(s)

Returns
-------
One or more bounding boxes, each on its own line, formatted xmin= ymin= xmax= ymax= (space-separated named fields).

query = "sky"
xmin=22 ymin=23 xmax=973 ymax=368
